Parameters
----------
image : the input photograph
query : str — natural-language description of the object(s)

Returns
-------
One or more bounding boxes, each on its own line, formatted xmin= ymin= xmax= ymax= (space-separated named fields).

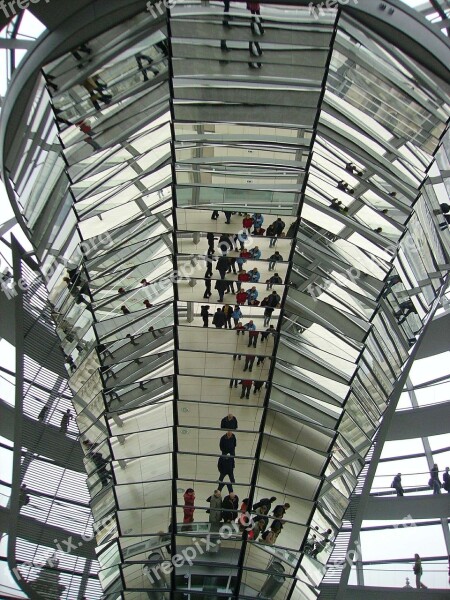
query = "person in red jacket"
xmin=183 ymin=488 xmax=196 ymax=523
xmin=235 ymin=322 xmax=245 ymax=336
xmin=237 ymin=269 xmax=251 ymax=291
xmin=242 ymin=214 xmax=254 ymax=232
xmin=236 ymin=290 xmax=248 ymax=305
xmin=240 ymin=379 xmax=252 ymax=399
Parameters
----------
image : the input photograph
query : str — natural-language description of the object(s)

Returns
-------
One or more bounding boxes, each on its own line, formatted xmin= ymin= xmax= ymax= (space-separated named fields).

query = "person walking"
xmin=203 ymin=274 xmax=212 ymax=299
xmin=216 ymin=255 xmax=229 ymax=279
xmin=60 ymin=409 xmax=73 ymax=433
xmin=207 ymin=232 xmax=215 ymax=251
xmin=218 ymin=455 xmax=235 ymax=492
xmin=183 ymin=488 xmax=196 ymax=524
xmin=392 ymin=473 xmax=404 ymax=496
xmin=269 ymin=218 xmax=285 ymax=247
xmin=413 ymin=554 xmax=428 ymax=589
xmin=215 ymin=279 xmax=228 ymax=302
xmin=220 ymin=430 xmax=237 ymax=456
xmin=201 ymin=305 xmax=212 ymax=327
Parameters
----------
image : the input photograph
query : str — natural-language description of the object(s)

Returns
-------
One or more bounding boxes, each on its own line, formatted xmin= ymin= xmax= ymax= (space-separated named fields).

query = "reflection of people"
xmin=83 ymin=76 xmax=112 ymax=110
xmin=222 ymin=492 xmax=238 ymax=523
xmin=183 ymin=488 xmax=196 ymax=524
xmin=221 ymin=414 xmax=238 ymax=429
xmin=218 ymin=455 xmax=235 ymax=492
xmin=382 ymin=274 xmax=401 ymax=298
xmin=135 ymin=53 xmax=159 ymax=81
xmin=38 ymin=405 xmax=49 ymax=422
xmin=311 ymin=529 xmax=332 ymax=558
xmin=19 ymin=484 xmax=30 ymax=508
xmin=207 ymin=490 xmax=222 ymax=528
xmin=394 ymin=300 xmax=417 ymax=325
xmin=247 ymin=1 xmax=264 ymax=35
xmin=220 ymin=431 xmax=237 ymax=456
xmin=72 ymin=44 xmax=92 ymax=69
xmin=60 ymin=409 xmax=73 ymax=433
xmin=413 ymin=554 xmax=427 ymax=589
xmin=201 ymin=305 xmax=212 ymax=327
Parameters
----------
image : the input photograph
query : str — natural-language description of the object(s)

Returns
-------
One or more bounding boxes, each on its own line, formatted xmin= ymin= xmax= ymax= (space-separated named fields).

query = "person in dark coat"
xmin=443 ymin=466 xmax=450 ymax=492
xmin=413 ymin=554 xmax=428 ymax=589
xmin=207 ymin=232 xmax=215 ymax=251
xmin=216 ymin=256 xmax=229 ymax=279
xmin=60 ymin=409 xmax=73 ymax=433
xmin=38 ymin=405 xmax=49 ymax=422
xmin=223 ymin=304 xmax=233 ymax=329
xmin=217 ymin=455 xmax=235 ymax=492
xmin=268 ymin=251 xmax=283 ymax=271
xmin=253 ymin=496 xmax=277 ymax=514
xmin=201 ymin=305 xmax=212 ymax=327
xmin=215 ymin=279 xmax=228 ymax=302
xmin=392 ymin=473 xmax=404 ymax=496
xmin=222 ymin=492 xmax=239 ymax=523
xmin=221 ymin=414 xmax=238 ymax=429
xmin=203 ymin=274 xmax=212 ymax=299
xmin=213 ymin=307 xmax=226 ymax=328
xmin=430 ymin=463 xmax=441 ymax=494
xmin=261 ymin=325 xmax=276 ymax=342
xmin=273 ymin=503 xmax=290 ymax=518
xmin=266 ymin=273 xmax=282 ymax=291
xmin=19 ymin=484 xmax=30 ymax=508
xmin=220 ymin=431 xmax=237 ymax=456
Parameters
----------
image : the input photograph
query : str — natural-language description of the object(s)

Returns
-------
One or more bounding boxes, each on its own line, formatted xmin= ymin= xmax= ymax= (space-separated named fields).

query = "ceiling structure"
xmin=0 ymin=1 xmax=449 ymax=599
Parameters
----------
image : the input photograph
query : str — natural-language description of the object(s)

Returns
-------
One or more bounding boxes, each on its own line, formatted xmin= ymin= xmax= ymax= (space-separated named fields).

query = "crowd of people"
xmin=391 ymin=465 xmax=450 ymax=496
xmin=178 ymin=411 xmax=334 ymax=555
